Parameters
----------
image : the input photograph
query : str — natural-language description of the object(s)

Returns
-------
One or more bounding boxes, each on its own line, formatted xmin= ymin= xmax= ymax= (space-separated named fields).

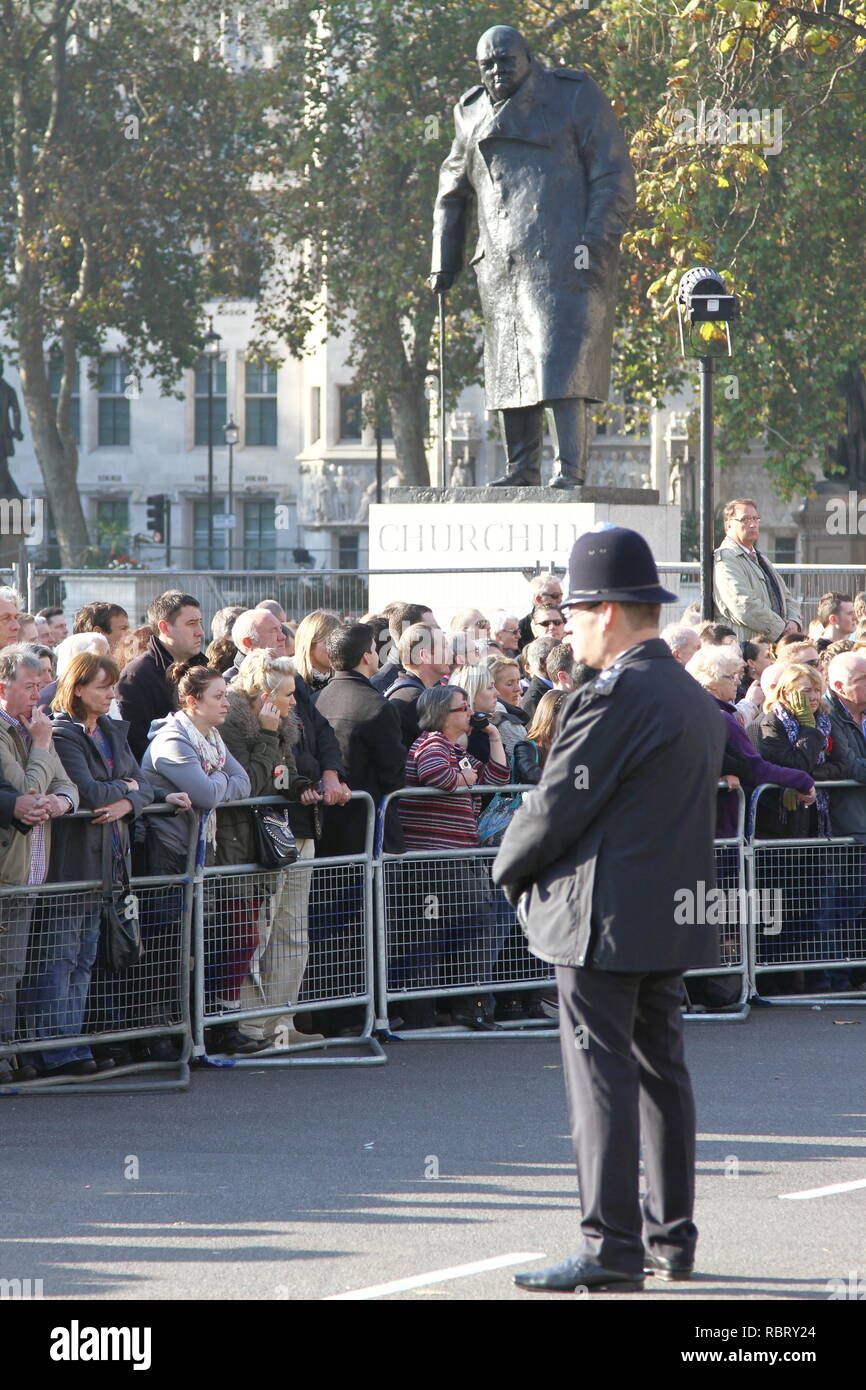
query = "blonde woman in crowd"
xmin=222 ymin=650 xmax=324 ymax=1049
xmin=481 ymin=654 xmax=530 ymax=757
xmin=292 ymin=609 xmax=341 ymax=695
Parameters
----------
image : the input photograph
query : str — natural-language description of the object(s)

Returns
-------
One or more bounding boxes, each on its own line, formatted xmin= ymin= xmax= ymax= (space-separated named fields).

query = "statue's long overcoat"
xmin=0 ymin=379 xmax=22 ymax=462
xmin=432 ymin=60 xmax=636 ymax=410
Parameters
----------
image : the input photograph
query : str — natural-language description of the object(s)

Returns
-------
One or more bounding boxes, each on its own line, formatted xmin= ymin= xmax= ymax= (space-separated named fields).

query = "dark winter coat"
xmin=432 ymin=59 xmax=636 ymax=409
xmin=289 ymin=672 xmax=345 ymax=840
xmin=386 ymin=672 xmax=427 ymax=752
xmin=511 ymin=739 xmax=543 ymax=786
xmin=117 ymin=635 xmax=208 ymax=763
xmin=0 ymin=773 xmax=32 ymax=833
xmin=493 ymin=639 xmax=726 ymax=973
xmin=371 ymin=659 xmax=403 ymax=694
xmin=754 ymin=706 xmax=846 ymax=839
xmin=314 ymin=669 xmax=406 ymax=856
xmin=825 ymin=692 xmax=866 ymax=842
xmin=48 ymin=713 xmax=155 ymax=883
xmin=520 ymin=674 xmax=553 ymax=721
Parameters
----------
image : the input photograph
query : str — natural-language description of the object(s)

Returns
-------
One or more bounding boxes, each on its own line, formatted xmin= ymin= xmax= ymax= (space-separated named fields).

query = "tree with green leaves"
xmin=0 ymin=0 xmax=260 ymax=563
xmin=536 ymin=0 xmax=866 ymax=497
xmin=254 ymin=0 xmax=865 ymax=497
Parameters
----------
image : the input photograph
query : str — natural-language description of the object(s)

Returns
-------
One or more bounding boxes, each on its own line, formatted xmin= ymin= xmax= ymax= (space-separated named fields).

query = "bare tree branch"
xmin=780 ymin=6 xmax=866 ymax=40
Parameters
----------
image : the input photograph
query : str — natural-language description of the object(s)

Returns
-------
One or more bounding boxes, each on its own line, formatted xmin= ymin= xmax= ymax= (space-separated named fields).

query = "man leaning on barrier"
xmin=0 ymin=645 xmax=78 ymax=1085
xmin=494 ymin=527 xmax=725 ymax=1294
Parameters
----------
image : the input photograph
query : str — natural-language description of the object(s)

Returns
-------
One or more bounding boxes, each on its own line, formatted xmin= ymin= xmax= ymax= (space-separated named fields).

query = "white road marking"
xmin=324 ymin=1251 xmax=546 ymax=1300
xmin=700 ymin=1133 xmax=862 ymax=1147
xmin=779 ymin=1177 xmax=866 ymax=1200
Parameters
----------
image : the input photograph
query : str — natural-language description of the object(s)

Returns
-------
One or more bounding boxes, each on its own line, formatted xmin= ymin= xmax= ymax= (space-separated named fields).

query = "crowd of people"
xmin=1 ymin=534 xmax=865 ymax=1080
xmin=0 ymin=576 xmax=586 ymax=1079
xmin=662 ymin=579 xmax=866 ymax=1003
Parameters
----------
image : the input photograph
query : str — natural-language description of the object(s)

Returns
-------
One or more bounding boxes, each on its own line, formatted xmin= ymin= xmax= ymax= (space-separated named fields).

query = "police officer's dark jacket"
xmin=493 ymin=638 xmax=726 ymax=973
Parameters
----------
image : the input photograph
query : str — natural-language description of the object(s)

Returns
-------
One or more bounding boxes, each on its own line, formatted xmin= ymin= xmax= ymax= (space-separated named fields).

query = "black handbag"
xmin=98 ymin=828 xmax=144 ymax=971
xmin=253 ymin=805 xmax=299 ymax=869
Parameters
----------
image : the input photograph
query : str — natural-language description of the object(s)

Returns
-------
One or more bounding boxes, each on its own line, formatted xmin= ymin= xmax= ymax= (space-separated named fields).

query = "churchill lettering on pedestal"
xmin=431 ymin=26 xmax=636 ymax=488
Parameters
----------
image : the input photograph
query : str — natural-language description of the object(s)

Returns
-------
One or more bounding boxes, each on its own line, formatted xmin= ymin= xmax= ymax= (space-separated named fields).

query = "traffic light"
xmin=146 ymin=494 xmax=166 ymax=541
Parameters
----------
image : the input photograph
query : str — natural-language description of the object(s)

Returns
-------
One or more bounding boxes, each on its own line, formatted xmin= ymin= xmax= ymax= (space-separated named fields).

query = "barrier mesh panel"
xmin=382 ymin=855 xmax=551 ymax=993
xmin=753 ymin=842 xmax=866 ymax=970
xmin=201 ymin=862 xmax=367 ymax=1022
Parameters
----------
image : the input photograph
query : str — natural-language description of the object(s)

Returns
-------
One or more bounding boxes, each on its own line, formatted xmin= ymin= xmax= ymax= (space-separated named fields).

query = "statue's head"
xmin=476 ymin=26 xmax=532 ymax=104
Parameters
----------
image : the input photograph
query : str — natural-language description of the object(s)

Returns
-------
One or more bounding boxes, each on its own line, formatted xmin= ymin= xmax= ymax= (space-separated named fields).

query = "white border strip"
xmin=779 ymin=1177 xmax=866 ymax=1200
xmin=325 ymin=1251 xmax=546 ymax=1300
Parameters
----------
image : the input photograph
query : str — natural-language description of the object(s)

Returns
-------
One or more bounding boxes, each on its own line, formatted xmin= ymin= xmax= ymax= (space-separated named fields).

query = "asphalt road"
xmin=2 ymin=1005 xmax=865 ymax=1303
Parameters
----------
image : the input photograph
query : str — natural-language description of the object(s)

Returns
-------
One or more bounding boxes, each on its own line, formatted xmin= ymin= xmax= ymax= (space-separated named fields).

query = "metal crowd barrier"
xmin=375 ymin=784 xmax=751 ymax=1036
xmin=374 ymin=785 xmax=558 ymax=1041
xmin=746 ymin=782 xmax=866 ymax=1006
xmin=15 ymin=772 xmax=865 ymax=1096
xmin=682 ymin=786 xmax=749 ymax=1022
xmin=194 ymin=791 xmax=384 ymax=1066
xmin=0 ymin=803 xmax=195 ymax=1095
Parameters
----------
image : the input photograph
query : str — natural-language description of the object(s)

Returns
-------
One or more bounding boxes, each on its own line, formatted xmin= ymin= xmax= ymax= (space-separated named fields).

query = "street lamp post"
xmin=676 ymin=268 xmax=739 ymax=619
xmin=224 ymin=415 xmax=239 ymax=570
xmin=202 ymin=317 xmax=222 ymax=569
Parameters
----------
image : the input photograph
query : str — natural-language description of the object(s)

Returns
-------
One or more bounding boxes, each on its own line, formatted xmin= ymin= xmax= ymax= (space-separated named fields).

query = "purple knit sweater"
xmin=715 ymin=697 xmax=813 ymax=837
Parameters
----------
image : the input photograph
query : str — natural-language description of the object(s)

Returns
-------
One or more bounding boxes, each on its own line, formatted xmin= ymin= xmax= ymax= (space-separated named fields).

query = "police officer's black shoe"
xmin=513 ymin=1256 xmax=644 ymax=1293
xmin=644 ymin=1251 xmax=694 ymax=1280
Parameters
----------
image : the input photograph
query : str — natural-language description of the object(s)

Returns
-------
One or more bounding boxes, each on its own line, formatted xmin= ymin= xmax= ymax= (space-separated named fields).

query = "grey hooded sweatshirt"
xmin=141 ymin=712 xmax=251 ymax=866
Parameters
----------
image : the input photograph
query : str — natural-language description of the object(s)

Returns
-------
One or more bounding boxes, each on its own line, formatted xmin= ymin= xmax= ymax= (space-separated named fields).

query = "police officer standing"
xmin=494 ymin=527 xmax=725 ymax=1293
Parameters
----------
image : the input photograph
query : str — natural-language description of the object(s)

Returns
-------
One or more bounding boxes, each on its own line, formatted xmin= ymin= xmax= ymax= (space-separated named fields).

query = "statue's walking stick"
xmin=438 ymin=292 xmax=447 ymax=487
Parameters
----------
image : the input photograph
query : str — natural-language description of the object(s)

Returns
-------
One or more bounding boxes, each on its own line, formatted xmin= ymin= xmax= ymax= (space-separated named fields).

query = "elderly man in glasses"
xmin=713 ymin=498 xmax=801 ymax=644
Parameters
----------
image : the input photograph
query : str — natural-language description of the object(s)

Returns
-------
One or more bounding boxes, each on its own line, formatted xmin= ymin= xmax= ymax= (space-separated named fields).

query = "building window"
xmin=243 ymin=499 xmax=278 ymax=570
xmin=193 ymin=501 xmax=226 ymax=569
xmin=310 ymin=386 xmax=321 ymax=444
xmin=48 ymin=353 xmax=81 ymax=444
xmin=97 ymin=355 xmax=130 ymax=446
xmin=339 ymin=386 xmax=362 ymax=441
xmin=773 ymin=537 xmax=797 ymax=565
xmin=194 ymin=356 xmax=227 ymax=446
xmin=338 ymin=533 xmax=359 ymax=570
xmin=245 ymin=361 xmax=278 ymax=446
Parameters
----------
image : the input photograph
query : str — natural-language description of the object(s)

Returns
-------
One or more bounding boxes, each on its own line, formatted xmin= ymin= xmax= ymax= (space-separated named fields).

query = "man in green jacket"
xmin=713 ymin=498 xmax=801 ymax=643
xmin=0 ymin=645 xmax=78 ymax=1081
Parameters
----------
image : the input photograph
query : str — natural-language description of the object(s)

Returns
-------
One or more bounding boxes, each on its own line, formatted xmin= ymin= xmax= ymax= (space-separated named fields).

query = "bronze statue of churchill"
xmin=431 ymin=26 xmax=636 ymax=487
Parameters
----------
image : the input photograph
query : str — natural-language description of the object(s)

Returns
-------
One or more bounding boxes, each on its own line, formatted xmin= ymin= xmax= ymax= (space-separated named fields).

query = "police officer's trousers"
xmin=556 ymin=964 xmax=699 ymax=1274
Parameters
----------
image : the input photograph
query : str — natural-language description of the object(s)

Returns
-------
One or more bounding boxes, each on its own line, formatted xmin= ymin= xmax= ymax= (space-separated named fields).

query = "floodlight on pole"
xmin=676 ymin=268 xmax=739 ymax=621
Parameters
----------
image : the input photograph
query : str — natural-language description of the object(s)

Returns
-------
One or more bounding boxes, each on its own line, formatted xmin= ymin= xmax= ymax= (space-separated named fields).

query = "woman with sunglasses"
xmin=399 ymin=684 xmax=509 ymax=1030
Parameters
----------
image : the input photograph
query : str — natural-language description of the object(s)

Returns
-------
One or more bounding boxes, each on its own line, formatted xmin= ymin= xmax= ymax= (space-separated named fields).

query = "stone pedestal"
xmin=798 ymin=482 xmax=866 ymax=565
xmin=368 ymin=488 xmax=681 ymax=621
